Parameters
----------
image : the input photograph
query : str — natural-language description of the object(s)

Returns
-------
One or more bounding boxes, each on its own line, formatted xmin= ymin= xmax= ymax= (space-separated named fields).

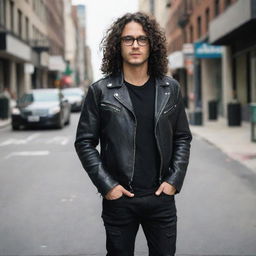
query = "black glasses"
xmin=121 ymin=36 xmax=149 ymax=46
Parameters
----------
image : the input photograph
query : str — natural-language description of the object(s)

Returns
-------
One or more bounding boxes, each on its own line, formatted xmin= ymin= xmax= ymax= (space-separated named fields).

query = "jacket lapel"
xmin=114 ymin=85 xmax=134 ymax=114
xmin=107 ymin=74 xmax=134 ymax=115
xmin=155 ymin=77 xmax=170 ymax=123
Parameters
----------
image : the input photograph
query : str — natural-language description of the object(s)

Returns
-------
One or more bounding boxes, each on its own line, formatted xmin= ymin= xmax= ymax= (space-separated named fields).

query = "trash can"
xmin=227 ymin=102 xmax=241 ymax=126
xmin=0 ymin=96 xmax=9 ymax=119
xmin=250 ymin=103 xmax=256 ymax=142
xmin=208 ymin=100 xmax=218 ymax=120
xmin=189 ymin=109 xmax=203 ymax=125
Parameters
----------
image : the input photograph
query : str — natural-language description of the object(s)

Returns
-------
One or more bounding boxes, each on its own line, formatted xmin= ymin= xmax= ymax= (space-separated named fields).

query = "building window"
xmin=205 ymin=8 xmax=210 ymax=32
xmin=224 ymin=0 xmax=232 ymax=9
xmin=18 ymin=9 xmax=22 ymax=37
xmin=0 ymin=0 xmax=6 ymax=27
xmin=190 ymin=25 xmax=194 ymax=43
xmin=214 ymin=0 xmax=220 ymax=16
xmin=25 ymin=17 xmax=29 ymax=41
xmin=10 ymin=0 xmax=14 ymax=31
xmin=197 ymin=16 xmax=201 ymax=38
xmin=150 ymin=0 xmax=155 ymax=15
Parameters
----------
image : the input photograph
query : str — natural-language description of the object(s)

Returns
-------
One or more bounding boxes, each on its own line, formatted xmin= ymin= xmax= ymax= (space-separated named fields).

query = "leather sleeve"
xmin=74 ymin=85 xmax=119 ymax=196
xmin=165 ymin=84 xmax=192 ymax=193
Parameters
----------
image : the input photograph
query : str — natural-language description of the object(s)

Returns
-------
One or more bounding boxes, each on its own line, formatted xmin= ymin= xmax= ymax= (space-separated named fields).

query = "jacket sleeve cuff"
xmin=164 ymin=171 xmax=185 ymax=194
xmin=87 ymin=163 xmax=119 ymax=196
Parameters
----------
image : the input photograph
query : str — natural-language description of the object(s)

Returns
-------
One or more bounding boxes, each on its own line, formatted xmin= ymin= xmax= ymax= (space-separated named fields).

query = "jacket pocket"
xmin=100 ymin=102 xmax=121 ymax=112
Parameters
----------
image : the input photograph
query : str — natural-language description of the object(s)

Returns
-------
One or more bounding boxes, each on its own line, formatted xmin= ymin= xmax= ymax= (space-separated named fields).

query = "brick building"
xmin=165 ymin=0 xmax=256 ymax=126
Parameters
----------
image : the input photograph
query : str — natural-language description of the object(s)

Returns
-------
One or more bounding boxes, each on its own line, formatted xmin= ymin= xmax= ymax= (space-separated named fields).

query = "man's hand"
xmin=105 ymin=185 xmax=135 ymax=200
xmin=155 ymin=182 xmax=176 ymax=196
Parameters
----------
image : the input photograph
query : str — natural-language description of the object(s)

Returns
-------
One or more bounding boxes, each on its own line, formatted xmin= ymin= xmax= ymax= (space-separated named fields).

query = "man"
xmin=75 ymin=12 xmax=192 ymax=256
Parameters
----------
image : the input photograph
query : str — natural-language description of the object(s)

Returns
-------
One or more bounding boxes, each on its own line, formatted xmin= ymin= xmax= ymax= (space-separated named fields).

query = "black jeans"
xmin=101 ymin=193 xmax=177 ymax=256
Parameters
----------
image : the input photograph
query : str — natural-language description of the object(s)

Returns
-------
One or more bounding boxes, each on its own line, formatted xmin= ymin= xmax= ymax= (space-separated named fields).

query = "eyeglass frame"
xmin=120 ymin=36 xmax=150 ymax=46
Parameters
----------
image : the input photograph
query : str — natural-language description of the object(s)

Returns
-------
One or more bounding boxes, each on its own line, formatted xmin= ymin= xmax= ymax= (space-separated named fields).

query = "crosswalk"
xmin=0 ymin=133 xmax=70 ymax=146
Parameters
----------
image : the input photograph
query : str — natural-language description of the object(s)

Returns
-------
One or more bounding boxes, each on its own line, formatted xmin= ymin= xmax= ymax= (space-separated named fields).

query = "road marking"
xmin=5 ymin=150 xmax=49 ymax=159
xmin=0 ymin=134 xmax=70 ymax=146
xmin=45 ymin=136 xmax=69 ymax=145
xmin=0 ymin=133 xmax=41 ymax=146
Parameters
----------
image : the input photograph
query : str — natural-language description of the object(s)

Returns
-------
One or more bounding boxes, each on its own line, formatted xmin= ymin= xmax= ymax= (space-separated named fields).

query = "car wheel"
xmin=57 ymin=114 xmax=64 ymax=129
xmin=12 ymin=124 xmax=19 ymax=130
xmin=65 ymin=114 xmax=70 ymax=125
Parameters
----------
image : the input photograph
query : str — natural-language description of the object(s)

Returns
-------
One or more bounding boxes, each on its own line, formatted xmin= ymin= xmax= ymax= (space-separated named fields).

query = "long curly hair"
xmin=100 ymin=12 xmax=168 ymax=78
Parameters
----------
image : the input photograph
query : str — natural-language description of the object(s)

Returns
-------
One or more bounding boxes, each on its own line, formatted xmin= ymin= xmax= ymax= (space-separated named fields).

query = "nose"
xmin=132 ymin=39 xmax=139 ymax=48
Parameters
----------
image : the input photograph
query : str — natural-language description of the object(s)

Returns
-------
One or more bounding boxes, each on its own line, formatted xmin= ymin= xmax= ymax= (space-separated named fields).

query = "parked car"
xmin=62 ymin=87 xmax=85 ymax=112
xmin=11 ymin=89 xmax=71 ymax=130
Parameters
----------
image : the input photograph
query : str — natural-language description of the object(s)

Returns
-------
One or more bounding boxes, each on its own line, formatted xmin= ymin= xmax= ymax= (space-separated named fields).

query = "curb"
xmin=0 ymin=119 xmax=11 ymax=129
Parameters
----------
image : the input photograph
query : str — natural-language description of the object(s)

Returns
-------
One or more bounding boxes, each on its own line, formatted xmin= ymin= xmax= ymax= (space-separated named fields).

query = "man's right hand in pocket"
xmin=105 ymin=185 xmax=135 ymax=200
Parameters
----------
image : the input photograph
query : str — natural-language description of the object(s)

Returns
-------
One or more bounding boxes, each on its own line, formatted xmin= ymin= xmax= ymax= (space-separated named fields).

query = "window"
xmin=197 ymin=16 xmax=201 ymax=38
xmin=25 ymin=17 xmax=29 ymax=40
xmin=0 ymin=0 xmax=6 ymax=27
xmin=190 ymin=25 xmax=194 ymax=43
xmin=224 ymin=0 xmax=232 ymax=9
xmin=10 ymin=0 xmax=14 ymax=31
xmin=150 ymin=0 xmax=155 ymax=15
xmin=214 ymin=0 xmax=220 ymax=16
xmin=18 ymin=9 xmax=22 ymax=37
xmin=205 ymin=8 xmax=210 ymax=32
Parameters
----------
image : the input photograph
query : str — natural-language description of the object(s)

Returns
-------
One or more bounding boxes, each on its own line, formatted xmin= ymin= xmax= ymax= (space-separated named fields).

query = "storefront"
xmin=210 ymin=0 xmax=256 ymax=122
xmin=192 ymin=41 xmax=223 ymax=124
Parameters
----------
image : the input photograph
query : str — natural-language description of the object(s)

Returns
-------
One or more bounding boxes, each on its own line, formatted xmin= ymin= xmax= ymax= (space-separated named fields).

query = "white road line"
xmin=45 ymin=136 xmax=69 ymax=145
xmin=5 ymin=151 xmax=50 ymax=159
xmin=25 ymin=133 xmax=41 ymax=142
xmin=0 ymin=133 xmax=41 ymax=146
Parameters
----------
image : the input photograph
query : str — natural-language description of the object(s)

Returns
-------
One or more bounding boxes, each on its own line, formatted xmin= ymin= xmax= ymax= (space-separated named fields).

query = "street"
xmin=0 ymin=113 xmax=256 ymax=256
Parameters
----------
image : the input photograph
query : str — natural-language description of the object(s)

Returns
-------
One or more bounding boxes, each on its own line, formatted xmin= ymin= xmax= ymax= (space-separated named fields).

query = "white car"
xmin=62 ymin=87 xmax=85 ymax=112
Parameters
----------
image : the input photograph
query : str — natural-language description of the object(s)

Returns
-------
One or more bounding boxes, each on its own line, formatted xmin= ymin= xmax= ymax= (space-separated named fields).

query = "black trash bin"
xmin=0 ymin=96 xmax=9 ymax=119
xmin=250 ymin=103 xmax=256 ymax=142
xmin=227 ymin=102 xmax=241 ymax=126
xmin=189 ymin=109 xmax=203 ymax=125
xmin=208 ymin=100 xmax=218 ymax=120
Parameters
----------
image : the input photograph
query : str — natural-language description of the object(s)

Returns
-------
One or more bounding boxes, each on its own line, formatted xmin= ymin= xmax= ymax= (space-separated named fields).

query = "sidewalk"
xmin=0 ymin=118 xmax=11 ymax=129
xmin=190 ymin=117 xmax=256 ymax=174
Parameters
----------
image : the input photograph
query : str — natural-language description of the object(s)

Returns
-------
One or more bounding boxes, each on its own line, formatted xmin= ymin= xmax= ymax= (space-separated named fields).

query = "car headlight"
xmin=12 ymin=108 xmax=21 ymax=115
xmin=49 ymin=106 xmax=61 ymax=115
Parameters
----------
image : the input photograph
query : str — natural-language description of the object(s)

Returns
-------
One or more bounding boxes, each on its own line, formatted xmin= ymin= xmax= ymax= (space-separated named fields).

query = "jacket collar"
xmin=108 ymin=72 xmax=171 ymax=123
xmin=106 ymin=73 xmax=170 ymax=88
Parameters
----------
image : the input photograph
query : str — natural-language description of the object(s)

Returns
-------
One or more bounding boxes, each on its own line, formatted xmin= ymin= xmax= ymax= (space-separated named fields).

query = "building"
xmin=64 ymin=0 xmax=78 ymax=87
xmin=0 ymin=0 xmax=50 ymax=100
xmin=165 ymin=0 xmax=252 ymax=126
xmin=45 ymin=0 xmax=66 ymax=88
xmin=0 ymin=0 xmax=93 ymax=119
xmin=209 ymin=0 xmax=256 ymax=122
xmin=139 ymin=0 xmax=171 ymax=29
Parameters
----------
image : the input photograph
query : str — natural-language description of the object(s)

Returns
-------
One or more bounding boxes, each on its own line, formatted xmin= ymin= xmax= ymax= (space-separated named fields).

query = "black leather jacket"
xmin=75 ymin=74 xmax=192 ymax=196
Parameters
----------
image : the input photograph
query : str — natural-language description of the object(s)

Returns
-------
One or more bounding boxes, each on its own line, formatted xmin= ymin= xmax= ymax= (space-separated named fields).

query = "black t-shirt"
xmin=125 ymin=76 xmax=160 ymax=197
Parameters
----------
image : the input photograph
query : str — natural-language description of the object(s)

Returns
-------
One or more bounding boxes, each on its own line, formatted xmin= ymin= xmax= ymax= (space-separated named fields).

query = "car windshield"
xmin=62 ymin=89 xmax=83 ymax=96
xmin=18 ymin=94 xmax=33 ymax=106
xmin=33 ymin=91 xmax=59 ymax=102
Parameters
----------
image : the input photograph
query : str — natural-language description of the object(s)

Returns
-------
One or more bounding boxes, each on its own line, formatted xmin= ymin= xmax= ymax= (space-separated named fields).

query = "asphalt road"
xmin=0 ymin=113 xmax=255 ymax=256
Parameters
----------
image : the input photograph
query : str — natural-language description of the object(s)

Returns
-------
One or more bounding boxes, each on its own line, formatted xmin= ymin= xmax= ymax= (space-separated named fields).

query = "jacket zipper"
xmin=100 ymin=102 xmax=121 ymax=112
xmin=155 ymin=95 xmax=172 ymax=184
xmin=129 ymin=118 xmax=137 ymax=193
xmin=163 ymin=104 xmax=177 ymax=115
xmin=114 ymin=95 xmax=136 ymax=193
xmin=155 ymin=119 xmax=163 ymax=185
